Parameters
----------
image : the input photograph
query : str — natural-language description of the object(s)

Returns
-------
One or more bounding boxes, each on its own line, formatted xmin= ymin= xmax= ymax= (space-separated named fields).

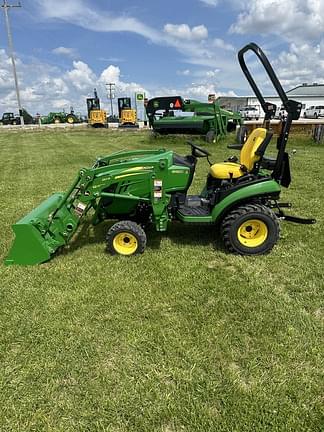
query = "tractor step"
xmin=177 ymin=205 xmax=211 ymax=217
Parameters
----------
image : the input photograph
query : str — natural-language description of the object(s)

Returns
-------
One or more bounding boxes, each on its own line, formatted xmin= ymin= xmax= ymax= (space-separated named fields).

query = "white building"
xmin=217 ymin=83 xmax=324 ymax=117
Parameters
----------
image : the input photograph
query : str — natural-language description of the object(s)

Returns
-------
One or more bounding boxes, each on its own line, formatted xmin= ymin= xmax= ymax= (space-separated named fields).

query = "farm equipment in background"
xmin=0 ymin=108 xmax=35 ymax=125
xmin=146 ymin=96 xmax=242 ymax=142
xmin=40 ymin=108 xmax=81 ymax=125
xmin=5 ymin=43 xmax=316 ymax=266
xmin=65 ymin=107 xmax=81 ymax=124
xmin=41 ymin=112 xmax=66 ymax=125
xmin=86 ymin=88 xmax=107 ymax=128
xmin=118 ymin=97 xmax=138 ymax=128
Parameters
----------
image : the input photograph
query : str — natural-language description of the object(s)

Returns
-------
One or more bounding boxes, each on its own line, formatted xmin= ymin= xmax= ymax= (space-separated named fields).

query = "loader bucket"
xmin=5 ymin=193 xmax=67 ymax=266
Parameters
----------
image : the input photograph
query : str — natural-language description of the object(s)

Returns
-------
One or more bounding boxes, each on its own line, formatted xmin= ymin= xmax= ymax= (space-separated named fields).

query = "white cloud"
xmin=31 ymin=0 xmax=241 ymax=85
xmin=52 ymin=46 xmax=78 ymax=58
xmin=199 ymin=0 xmax=219 ymax=6
xmin=99 ymin=65 xmax=121 ymax=84
xmin=66 ymin=61 xmax=96 ymax=91
xmin=35 ymin=0 xmax=161 ymax=43
xmin=0 ymin=50 xmax=14 ymax=89
xmin=205 ymin=69 xmax=220 ymax=78
xmin=52 ymin=99 xmax=73 ymax=109
xmin=164 ymin=24 xmax=208 ymax=40
xmin=184 ymin=83 xmax=237 ymax=100
xmin=177 ymin=69 xmax=191 ymax=76
xmin=147 ymin=81 xmax=237 ymax=102
xmin=274 ymin=42 xmax=324 ymax=88
xmin=99 ymin=65 xmax=146 ymax=96
xmin=230 ymin=0 xmax=324 ymax=43
xmin=0 ymin=49 xmax=148 ymax=115
xmin=212 ymin=38 xmax=235 ymax=52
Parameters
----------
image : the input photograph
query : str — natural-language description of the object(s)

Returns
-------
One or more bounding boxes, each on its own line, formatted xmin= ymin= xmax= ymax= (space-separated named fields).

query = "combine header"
xmin=146 ymin=96 xmax=242 ymax=142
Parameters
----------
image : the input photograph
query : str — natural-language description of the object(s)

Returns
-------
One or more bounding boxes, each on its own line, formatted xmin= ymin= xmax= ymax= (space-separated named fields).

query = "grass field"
xmin=0 ymin=129 xmax=323 ymax=432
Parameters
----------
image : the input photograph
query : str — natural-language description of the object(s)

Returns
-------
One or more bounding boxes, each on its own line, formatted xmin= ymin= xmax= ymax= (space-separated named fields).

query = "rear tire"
xmin=66 ymin=114 xmax=76 ymax=124
xmin=221 ymin=203 xmax=280 ymax=255
xmin=106 ymin=220 xmax=147 ymax=256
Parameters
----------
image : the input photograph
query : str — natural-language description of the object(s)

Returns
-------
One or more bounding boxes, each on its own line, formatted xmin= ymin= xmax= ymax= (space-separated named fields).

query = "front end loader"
xmin=5 ymin=43 xmax=315 ymax=266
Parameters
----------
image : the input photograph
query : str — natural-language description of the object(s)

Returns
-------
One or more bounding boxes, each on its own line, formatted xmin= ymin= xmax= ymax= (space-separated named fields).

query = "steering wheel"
xmin=187 ymin=140 xmax=211 ymax=157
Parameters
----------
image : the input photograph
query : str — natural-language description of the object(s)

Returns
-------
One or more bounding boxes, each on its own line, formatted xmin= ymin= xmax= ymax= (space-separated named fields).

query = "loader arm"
xmin=5 ymin=150 xmax=176 ymax=265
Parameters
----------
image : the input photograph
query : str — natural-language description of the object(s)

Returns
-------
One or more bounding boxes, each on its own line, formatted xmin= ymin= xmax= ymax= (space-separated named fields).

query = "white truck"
xmin=304 ymin=105 xmax=324 ymax=118
xmin=239 ymin=105 xmax=260 ymax=120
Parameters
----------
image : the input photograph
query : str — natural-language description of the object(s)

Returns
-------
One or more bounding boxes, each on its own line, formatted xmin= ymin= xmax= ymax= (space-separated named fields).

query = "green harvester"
xmin=5 ymin=43 xmax=315 ymax=266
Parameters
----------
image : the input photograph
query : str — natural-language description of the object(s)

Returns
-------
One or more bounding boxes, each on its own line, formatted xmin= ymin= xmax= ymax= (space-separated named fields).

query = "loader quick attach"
xmin=5 ymin=43 xmax=315 ymax=266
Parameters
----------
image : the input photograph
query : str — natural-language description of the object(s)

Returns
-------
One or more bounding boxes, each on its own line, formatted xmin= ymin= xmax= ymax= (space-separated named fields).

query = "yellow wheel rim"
xmin=113 ymin=232 xmax=138 ymax=255
xmin=237 ymin=219 xmax=268 ymax=248
xmin=67 ymin=117 xmax=74 ymax=124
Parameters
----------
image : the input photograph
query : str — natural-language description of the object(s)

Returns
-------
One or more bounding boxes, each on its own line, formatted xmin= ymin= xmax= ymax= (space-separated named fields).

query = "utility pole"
xmin=1 ymin=0 xmax=24 ymax=126
xmin=105 ymin=83 xmax=115 ymax=118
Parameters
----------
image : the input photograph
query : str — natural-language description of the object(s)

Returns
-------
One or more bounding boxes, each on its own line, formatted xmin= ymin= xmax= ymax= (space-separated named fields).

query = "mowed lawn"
xmin=0 ymin=129 xmax=323 ymax=432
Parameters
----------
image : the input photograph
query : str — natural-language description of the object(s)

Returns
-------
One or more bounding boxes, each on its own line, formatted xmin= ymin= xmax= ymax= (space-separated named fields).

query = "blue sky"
xmin=0 ymin=0 xmax=323 ymax=114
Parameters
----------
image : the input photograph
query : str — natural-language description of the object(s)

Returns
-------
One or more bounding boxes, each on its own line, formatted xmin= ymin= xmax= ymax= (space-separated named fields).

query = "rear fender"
xmin=211 ymin=179 xmax=281 ymax=223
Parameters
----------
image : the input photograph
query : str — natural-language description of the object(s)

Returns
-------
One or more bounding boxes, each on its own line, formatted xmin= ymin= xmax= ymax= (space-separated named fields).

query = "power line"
xmin=1 ymin=0 xmax=24 ymax=126
xmin=105 ymin=83 xmax=115 ymax=118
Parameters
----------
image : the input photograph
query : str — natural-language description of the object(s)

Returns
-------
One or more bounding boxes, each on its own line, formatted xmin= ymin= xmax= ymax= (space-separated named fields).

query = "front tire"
xmin=221 ymin=203 xmax=280 ymax=255
xmin=106 ymin=220 xmax=147 ymax=256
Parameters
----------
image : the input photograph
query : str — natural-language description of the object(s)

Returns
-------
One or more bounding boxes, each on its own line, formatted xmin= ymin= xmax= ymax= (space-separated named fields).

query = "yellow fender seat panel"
xmin=209 ymin=128 xmax=268 ymax=180
xmin=240 ymin=127 xmax=267 ymax=171
xmin=210 ymin=162 xmax=244 ymax=179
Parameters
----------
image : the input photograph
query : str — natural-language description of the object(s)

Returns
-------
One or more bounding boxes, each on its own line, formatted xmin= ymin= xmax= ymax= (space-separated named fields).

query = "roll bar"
xmin=238 ymin=43 xmax=303 ymax=187
xmin=238 ymin=43 xmax=301 ymax=120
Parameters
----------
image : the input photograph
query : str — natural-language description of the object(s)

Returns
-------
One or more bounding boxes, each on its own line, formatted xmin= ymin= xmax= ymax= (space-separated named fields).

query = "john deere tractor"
xmin=5 ymin=43 xmax=315 ymax=266
xmin=40 ymin=108 xmax=80 ymax=125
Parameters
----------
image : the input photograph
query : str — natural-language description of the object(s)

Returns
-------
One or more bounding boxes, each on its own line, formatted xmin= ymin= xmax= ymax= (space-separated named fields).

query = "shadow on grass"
xmin=61 ymin=219 xmax=225 ymax=256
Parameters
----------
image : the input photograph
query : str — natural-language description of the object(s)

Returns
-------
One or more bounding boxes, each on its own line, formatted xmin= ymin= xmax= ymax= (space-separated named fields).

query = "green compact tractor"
xmin=5 ymin=43 xmax=315 ymax=266
xmin=146 ymin=96 xmax=242 ymax=142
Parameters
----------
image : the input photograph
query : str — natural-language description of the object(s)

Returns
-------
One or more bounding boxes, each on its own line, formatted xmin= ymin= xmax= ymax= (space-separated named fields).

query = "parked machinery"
xmin=86 ymin=88 xmax=107 ymax=128
xmin=146 ymin=96 xmax=242 ymax=142
xmin=0 ymin=108 xmax=34 ymax=125
xmin=118 ymin=97 xmax=138 ymax=127
xmin=40 ymin=108 xmax=80 ymax=125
